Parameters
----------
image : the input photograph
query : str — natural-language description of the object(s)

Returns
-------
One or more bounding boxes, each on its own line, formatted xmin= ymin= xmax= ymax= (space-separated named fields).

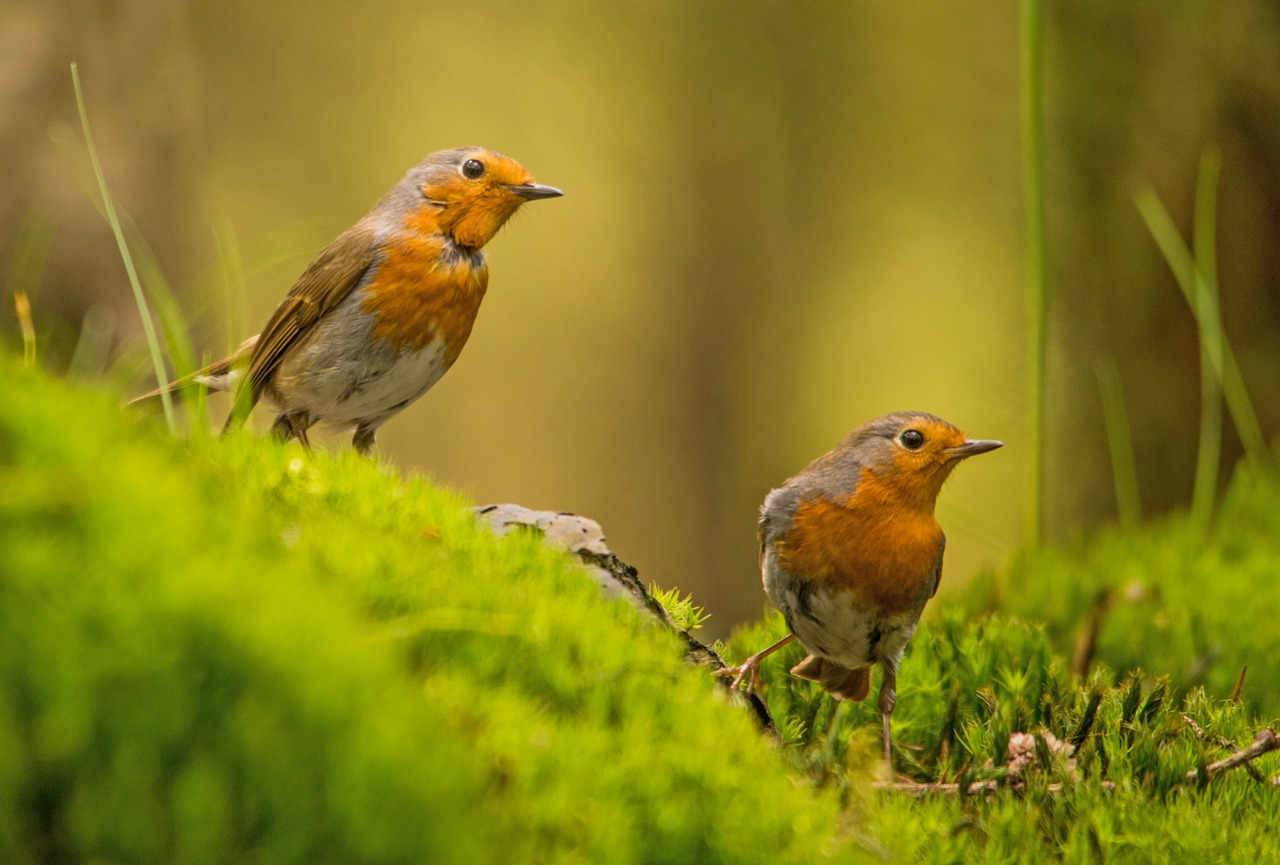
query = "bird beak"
xmin=946 ymin=439 xmax=1004 ymax=459
xmin=505 ymin=182 xmax=564 ymax=200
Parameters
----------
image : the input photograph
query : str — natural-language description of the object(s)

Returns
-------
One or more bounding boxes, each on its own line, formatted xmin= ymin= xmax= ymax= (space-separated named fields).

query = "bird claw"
xmin=717 ymin=656 xmax=765 ymax=695
xmin=716 ymin=633 xmax=794 ymax=697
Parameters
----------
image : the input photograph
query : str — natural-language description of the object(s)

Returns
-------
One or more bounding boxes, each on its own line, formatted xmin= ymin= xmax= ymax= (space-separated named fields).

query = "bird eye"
xmin=899 ymin=429 xmax=925 ymax=450
xmin=461 ymin=159 xmax=486 ymax=180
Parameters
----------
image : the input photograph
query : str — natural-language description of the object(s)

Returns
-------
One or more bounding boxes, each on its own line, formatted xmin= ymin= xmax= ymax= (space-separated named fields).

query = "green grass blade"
xmin=70 ymin=61 xmax=176 ymax=432
xmin=1134 ymin=181 xmax=1270 ymax=471
xmin=122 ymin=216 xmax=196 ymax=381
xmin=1191 ymin=151 xmax=1223 ymax=529
xmin=67 ymin=305 xmax=118 ymax=379
xmin=1095 ymin=359 xmax=1141 ymax=528
xmin=1020 ymin=0 xmax=1048 ymax=547
xmin=13 ymin=292 xmax=36 ymax=366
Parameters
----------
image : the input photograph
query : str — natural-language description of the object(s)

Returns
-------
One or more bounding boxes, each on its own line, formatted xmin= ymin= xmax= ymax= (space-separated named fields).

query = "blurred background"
xmin=3 ymin=1 xmax=1279 ymax=637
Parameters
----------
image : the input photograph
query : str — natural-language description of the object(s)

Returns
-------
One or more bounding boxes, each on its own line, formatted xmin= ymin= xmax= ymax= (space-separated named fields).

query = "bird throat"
xmin=363 ymin=224 xmax=490 ymax=362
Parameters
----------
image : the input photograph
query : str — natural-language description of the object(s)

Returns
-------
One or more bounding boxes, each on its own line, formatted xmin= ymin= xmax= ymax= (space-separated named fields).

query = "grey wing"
xmin=757 ymin=483 xmax=801 ymax=571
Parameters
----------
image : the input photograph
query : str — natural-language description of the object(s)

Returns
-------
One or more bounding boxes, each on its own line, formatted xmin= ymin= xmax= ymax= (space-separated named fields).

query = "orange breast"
xmin=775 ymin=469 xmax=943 ymax=614
xmin=362 ymin=212 xmax=489 ymax=361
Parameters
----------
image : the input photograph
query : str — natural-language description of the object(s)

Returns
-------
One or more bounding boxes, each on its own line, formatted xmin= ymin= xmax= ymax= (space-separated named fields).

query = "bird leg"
xmin=877 ymin=669 xmax=898 ymax=763
xmin=352 ymin=423 xmax=378 ymax=456
xmin=271 ymin=411 xmax=313 ymax=452
xmin=718 ymin=633 xmax=795 ymax=694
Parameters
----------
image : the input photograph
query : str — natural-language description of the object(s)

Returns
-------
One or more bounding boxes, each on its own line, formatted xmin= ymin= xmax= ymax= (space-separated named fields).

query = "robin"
xmin=724 ymin=412 xmax=1002 ymax=762
xmin=132 ymin=146 xmax=562 ymax=453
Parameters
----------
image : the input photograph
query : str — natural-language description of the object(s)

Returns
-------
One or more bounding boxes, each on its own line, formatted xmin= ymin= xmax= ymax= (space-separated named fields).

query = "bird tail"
xmin=126 ymin=336 xmax=257 ymax=407
xmin=790 ymin=654 xmax=871 ymax=702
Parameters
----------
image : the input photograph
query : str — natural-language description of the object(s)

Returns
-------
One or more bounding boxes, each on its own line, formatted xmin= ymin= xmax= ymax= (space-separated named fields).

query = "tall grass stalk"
xmin=1095 ymin=360 xmax=1141 ymax=529
xmin=1135 ymin=161 xmax=1270 ymax=478
xmin=1190 ymin=151 xmax=1223 ymax=530
xmin=71 ymin=62 xmax=176 ymax=432
xmin=13 ymin=292 xmax=36 ymax=367
xmin=1020 ymin=0 xmax=1048 ymax=547
xmin=126 ymin=226 xmax=196 ymax=382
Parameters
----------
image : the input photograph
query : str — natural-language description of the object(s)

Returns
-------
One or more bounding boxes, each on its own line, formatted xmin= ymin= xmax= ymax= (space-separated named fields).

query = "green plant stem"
xmin=13 ymin=292 xmax=36 ymax=367
xmin=1135 ymin=174 xmax=1269 ymax=473
xmin=71 ymin=61 xmax=176 ymax=432
xmin=1095 ymin=360 xmax=1141 ymax=529
xmin=1020 ymin=0 xmax=1048 ymax=547
xmin=1191 ymin=151 xmax=1223 ymax=530
xmin=214 ymin=219 xmax=247 ymax=356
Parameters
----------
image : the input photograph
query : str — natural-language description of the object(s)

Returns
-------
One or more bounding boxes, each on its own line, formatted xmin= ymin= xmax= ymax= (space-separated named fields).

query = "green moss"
xmin=960 ymin=463 xmax=1280 ymax=717
xmin=727 ymin=608 xmax=1280 ymax=863
xmin=0 ymin=356 xmax=861 ymax=864
xmin=8 ymin=351 xmax=1280 ymax=864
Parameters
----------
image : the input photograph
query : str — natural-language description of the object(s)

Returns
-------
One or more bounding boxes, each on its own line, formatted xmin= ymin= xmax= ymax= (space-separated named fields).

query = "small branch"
xmin=885 ymin=728 xmax=1279 ymax=796
xmin=879 ymin=779 xmax=1115 ymax=797
xmin=1181 ymin=713 xmax=1237 ymax=752
xmin=472 ymin=504 xmax=776 ymax=734
xmin=1182 ymin=714 xmax=1265 ymax=782
xmin=1185 ymin=728 xmax=1279 ymax=783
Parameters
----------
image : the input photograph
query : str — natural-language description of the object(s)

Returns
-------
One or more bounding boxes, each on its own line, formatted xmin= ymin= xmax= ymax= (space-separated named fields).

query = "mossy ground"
xmin=3 ymin=353 xmax=1279 ymax=863
xmin=958 ymin=467 xmax=1280 ymax=718
xmin=0 ymin=357 xmax=862 ymax=864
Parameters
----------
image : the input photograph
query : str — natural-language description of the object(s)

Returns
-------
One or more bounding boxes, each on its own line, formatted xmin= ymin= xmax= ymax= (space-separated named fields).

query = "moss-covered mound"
xmin=728 ymin=602 xmax=1280 ymax=862
xmin=0 ymin=356 xmax=860 ymax=864
xmin=6 ymin=352 xmax=1280 ymax=864
xmin=962 ymin=464 xmax=1280 ymax=717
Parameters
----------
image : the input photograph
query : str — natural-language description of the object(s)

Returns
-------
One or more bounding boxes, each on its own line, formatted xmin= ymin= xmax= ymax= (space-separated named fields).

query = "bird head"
xmin=840 ymin=412 xmax=1002 ymax=510
xmin=412 ymin=147 xmax=562 ymax=251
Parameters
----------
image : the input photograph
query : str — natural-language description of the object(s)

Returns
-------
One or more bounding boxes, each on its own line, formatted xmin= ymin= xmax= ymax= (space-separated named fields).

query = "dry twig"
xmin=878 ymin=779 xmax=1115 ymax=797
xmin=1185 ymin=728 xmax=1279 ymax=783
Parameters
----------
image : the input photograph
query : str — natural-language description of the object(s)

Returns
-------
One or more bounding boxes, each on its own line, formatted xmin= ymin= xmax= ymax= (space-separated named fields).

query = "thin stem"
xmin=14 ymin=291 xmax=37 ymax=367
xmin=1191 ymin=151 xmax=1223 ymax=530
xmin=1135 ymin=178 xmax=1269 ymax=472
xmin=1020 ymin=0 xmax=1048 ymax=547
xmin=1095 ymin=361 xmax=1141 ymax=529
xmin=71 ymin=62 xmax=176 ymax=431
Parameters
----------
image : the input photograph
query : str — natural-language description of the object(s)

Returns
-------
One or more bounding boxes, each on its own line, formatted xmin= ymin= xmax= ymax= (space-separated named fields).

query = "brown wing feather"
xmin=928 ymin=535 xmax=947 ymax=599
xmin=225 ymin=224 xmax=379 ymax=426
xmin=248 ymin=224 xmax=380 ymax=396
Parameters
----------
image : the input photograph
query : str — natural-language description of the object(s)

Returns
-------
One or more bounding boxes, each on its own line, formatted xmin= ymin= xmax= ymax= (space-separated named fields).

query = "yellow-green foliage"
xmin=7 ymin=352 xmax=1280 ymax=865
xmin=727 ymin=610 xmax=1280 ymax=863
xmin=963 ymin=464 xmax=1280 ymax=717
xmin=0 ymin=356 xmax=862 ymax=864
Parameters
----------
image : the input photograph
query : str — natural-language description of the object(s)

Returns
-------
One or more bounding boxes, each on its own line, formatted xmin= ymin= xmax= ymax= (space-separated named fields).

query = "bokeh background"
xmin=4 ymin=1 xmax=1279 ymax=636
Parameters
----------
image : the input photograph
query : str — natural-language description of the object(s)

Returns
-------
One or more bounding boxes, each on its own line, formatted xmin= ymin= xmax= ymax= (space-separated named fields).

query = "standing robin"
xmin=725 ymin=412 xmax=1002 ymax=762
xmin=133 ymin=146 xmax=562 ymax=453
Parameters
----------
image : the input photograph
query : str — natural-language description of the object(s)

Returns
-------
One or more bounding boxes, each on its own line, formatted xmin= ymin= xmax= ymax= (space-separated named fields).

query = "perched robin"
xmin=725 ymin=412 xmax=1001 ymax=762
xmin=132 ymin=146 xmax=562 ymax=453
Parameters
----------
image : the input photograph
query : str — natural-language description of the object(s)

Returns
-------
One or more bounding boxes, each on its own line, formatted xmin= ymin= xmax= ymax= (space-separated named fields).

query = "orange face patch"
xmin=775 ymin=469 xmax=945 ymax=614
xmin=426 ymin=152 xmax=541 ymax=251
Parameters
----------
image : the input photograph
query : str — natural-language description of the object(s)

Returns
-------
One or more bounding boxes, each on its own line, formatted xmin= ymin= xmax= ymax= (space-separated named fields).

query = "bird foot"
xmin=716 ymin=633 xmax=795 ymax=696
xmin=717 ymin=655 xmax=766 ymax=694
